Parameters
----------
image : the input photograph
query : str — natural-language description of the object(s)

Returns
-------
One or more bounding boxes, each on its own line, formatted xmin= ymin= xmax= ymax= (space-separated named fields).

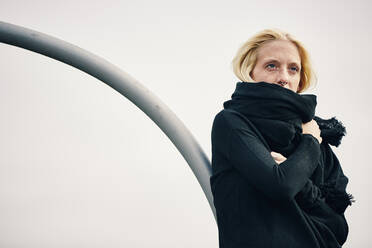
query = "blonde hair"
xmin=231 ymin=28 xmax=317 ymax=93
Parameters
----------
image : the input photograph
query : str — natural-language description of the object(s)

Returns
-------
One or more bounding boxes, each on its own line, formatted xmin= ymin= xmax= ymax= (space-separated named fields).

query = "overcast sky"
xmin=0 ymin=0 xmax=371 ymax=247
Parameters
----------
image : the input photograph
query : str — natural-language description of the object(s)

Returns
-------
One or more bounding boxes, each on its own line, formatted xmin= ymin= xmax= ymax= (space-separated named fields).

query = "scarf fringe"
xmin=314 ymin=116 xmax=346 ymax=147
xmin=319 ymin=182 xmax=355 ymax=214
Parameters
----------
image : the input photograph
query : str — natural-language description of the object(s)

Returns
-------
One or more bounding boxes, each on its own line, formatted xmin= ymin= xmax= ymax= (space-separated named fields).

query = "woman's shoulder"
xmin=212 ymin=109 xmax=268 ymax=148
xmin=212 ymin=109 xmax=256 ymax=132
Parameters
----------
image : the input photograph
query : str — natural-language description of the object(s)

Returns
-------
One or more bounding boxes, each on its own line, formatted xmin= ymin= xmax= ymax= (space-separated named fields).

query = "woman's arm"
xmin=269 ymin=136 xmax=352 ymax=246
xmin=321 ymin=142 xmax=354 ymax=214
xmin=295 ymin=143 xmax=354 ymax=214
xmin=293 ymin=143 xmax=353 ymax=246
xmin=226 ymin=121 xmax=321 ymax=202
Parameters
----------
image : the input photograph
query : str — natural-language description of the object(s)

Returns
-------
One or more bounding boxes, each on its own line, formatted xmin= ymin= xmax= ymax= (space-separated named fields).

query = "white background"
xmin=0 ymin=0 xmax=370 ymax=247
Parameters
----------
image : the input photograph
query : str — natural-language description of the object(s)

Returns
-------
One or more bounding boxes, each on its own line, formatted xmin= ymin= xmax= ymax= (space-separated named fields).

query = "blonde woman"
xmin=210 ymin=29 xmax=354 ymax=247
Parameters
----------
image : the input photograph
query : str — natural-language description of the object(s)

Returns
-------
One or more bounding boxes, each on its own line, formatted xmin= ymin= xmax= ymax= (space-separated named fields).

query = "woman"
xmin=210 ymin=29 xmax=354 ymax=248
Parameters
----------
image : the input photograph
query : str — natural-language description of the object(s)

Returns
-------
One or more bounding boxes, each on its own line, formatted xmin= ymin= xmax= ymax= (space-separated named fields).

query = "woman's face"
xmin=250 ymin=40 xmax=302 ymax=92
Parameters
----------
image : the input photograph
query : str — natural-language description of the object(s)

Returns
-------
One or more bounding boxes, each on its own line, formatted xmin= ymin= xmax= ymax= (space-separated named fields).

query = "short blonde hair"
xmin=231 ymin=28 xmax=317 ymax=93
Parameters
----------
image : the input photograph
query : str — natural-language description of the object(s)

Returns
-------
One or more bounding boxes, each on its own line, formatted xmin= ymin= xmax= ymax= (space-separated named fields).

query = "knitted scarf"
xmin=223 ymin=81 xmax=353 ymax=213
xmin=223 ymin=81 xmax=346 ymax=156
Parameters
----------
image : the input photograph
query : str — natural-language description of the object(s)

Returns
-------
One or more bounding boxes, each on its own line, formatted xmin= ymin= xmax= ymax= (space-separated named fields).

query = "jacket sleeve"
xmin=228 ymin=126 xmax=321 ymax=201
xmin=295 ymin=142 xmax=354 ymax=215
xmin=320 ymin=142 xmax=354 ymax=214
xmin=294 ymin=143 xmax=354 ymax=246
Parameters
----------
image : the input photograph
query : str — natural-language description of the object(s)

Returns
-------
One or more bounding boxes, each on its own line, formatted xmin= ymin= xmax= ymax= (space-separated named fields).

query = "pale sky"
xmin=0 ymin=0 xmax=371 ymax=247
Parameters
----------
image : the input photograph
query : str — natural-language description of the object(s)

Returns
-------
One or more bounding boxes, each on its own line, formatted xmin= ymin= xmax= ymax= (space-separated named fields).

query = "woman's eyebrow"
xmin=263 ymin=58 xmax=301 ymax=68
xmin=263 ymin=58 xmax=279 ymax=64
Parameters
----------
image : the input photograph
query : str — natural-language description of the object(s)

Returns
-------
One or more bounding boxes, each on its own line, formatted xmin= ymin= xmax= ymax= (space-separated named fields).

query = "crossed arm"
xmin=271 ymin=139 xmax=352 ymax=245
xmin=272 ymin=142 xmax=352 ymax=215
xmin=228 ymin=126 xmax=321 ymax=201
xmin=228 ymin=126 xmax=351 ymax=245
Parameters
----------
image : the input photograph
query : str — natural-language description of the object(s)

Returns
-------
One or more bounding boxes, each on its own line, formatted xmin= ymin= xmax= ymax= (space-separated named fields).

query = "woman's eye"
xmin=266 ymin=63 xmax=276 ymax=69
xmin=290 ymin=67 xmax=299 ymax=72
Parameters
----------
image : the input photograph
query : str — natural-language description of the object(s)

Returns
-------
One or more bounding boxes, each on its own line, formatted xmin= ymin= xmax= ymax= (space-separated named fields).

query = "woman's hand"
xmin=302 ymin=119 xmax=322 ymax=144
xmin=271 ymin=151 xmax=287 ymax=165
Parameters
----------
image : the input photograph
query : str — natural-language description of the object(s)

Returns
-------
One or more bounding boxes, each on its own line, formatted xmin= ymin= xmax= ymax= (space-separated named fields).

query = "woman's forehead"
xmin=256 ymin=40 xmax=301 ymax=65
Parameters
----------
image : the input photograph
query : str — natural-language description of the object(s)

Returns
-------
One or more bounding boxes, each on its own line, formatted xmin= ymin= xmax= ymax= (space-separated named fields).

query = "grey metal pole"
xmin=0 ymin=21 xmax=216 ymax=220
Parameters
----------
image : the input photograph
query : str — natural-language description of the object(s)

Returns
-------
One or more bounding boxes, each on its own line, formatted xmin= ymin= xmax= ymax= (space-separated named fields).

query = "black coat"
xmin=210 ymin=82 xmax=353 ymax=248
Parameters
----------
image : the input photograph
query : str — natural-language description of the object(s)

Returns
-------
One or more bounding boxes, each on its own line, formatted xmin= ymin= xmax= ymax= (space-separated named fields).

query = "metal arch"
xmin=0 ymin=21 xmax=216 ymax=220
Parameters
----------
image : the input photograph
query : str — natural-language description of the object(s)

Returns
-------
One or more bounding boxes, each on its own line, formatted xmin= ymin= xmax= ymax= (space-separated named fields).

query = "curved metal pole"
xmin=0 ymin=21 xmax=216 ymax=220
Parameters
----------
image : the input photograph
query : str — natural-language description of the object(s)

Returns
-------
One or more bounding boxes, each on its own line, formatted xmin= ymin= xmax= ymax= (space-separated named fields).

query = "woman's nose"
xmin=277 ymin=68 xmax=290 ymax=82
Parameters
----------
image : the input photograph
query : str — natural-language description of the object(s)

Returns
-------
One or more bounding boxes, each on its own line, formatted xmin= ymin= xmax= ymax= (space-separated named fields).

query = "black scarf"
xmin=223 ymin=82 xmax=346 ymax=157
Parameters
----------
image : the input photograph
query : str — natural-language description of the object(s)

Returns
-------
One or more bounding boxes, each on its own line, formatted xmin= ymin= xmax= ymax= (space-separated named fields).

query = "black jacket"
xmin=210 ymin=82 xmax=352 ymax=248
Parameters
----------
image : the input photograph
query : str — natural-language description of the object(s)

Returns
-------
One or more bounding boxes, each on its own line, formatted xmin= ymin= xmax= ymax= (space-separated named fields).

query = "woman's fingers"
xmin=271 ymin=151 xmax=287 ymax=164
xmin=302 ymin=119 xmax=322 ymax=144
xmin=270 ymin=151 xmax=285 ymax=158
